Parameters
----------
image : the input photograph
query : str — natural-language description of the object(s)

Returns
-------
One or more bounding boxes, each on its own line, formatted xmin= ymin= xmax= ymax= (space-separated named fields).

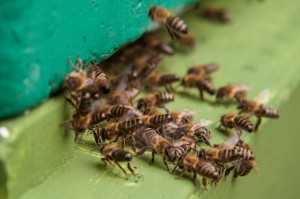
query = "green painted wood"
xmin=1 ymin=0 xmax=300 ymax=198
xmin=0 ymin=0 xmax=196 ymax=119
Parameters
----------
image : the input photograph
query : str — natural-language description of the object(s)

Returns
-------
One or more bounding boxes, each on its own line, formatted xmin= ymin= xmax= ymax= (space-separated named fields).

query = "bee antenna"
xmin=68 ymin=57 xmax=79 ymax=71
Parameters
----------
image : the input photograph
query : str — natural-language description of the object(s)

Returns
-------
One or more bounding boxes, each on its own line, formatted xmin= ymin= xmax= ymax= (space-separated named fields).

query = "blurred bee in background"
xmin=202 ymin=7 xmax=231 ymax=23
xmin=138 ymin=32 xmax=175 ymax=55
xmin=237 ymin=89 xmax=279 ymax=131
xmin=137 ymin=92 xmax=174 ymax=114
xmin=148 ymin=6 xmax=188 ymax=40
xmin=173 ymin=154 xmax=220 ymax=189
xmin=216 ymin=84 xmax=249 ymax=104
xmin=100 ymin=143 xmax=135 ymax=177
xmin=220 ymin=113 xmax=254 ymax=134
xmin=181 ymin=63 xmax=219 ymax=100
xmin=144 ymin=71 xmax=180 ymax=92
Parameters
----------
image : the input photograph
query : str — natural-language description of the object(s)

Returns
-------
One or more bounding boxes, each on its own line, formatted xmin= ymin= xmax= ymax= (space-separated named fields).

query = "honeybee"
xmin=174 ymin=33 xmax=195 ymax=49
xmin=196 ymin=79 xmax=216 ymax=100
xmin=161 ymin=118 xmax=212 ymax=146
xmin=144 ymin=71 xmax=180 ymax=92
xmin=139 ymin=32 xmax=175 ymax=55
xmin=148 ymin=6 xmax=188 ymax=40
xmin=203 ymin=7 xmax=231 ymax=23
xmin=100 ymin=143 xmax=135 ymax=177
xmin=137 ymin=92 xmax=174 ymax=114
xmin=71 ymin=92 xmax=93 ymax=141
xmin=94 ymin=118 xmax=144 ymax=144
xmin=140 ymin=114 xmax=174 ymax=129
xmin=174 ymin=154 xmax=220 ymax=189
xmin=169 ymin=109 xmax=195 ymax=125
xmin=220 ymin=113 xmax=254 ymax=134
xmin=225 ymin=140 xmax=258 ymax=178
xmin=86 ymin=61 xmax=112 ymax=94
xmin=137 ymin=128 xmax=190 ymax=171
xmin=216 ymin=84 xmax=249 ymax=104
xmin=198 ymin=145 xmax=255 ymax=164
xmin=108 ymin=88 xmax=140 ymax=106
xmin=187 ymin=63 xmax=219 ymax=76
xmin=237 ymin=89 xmax=279 ymax=131
xmin=62 ymin=56 xmax=87 ymax=92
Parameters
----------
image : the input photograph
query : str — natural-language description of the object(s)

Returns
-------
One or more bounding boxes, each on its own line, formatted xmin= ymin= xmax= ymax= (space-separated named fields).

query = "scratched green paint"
xmin=1 ymin=0 xmax=300 ymax=198
xmin=0 ymin=0 xmax=196 ymax=119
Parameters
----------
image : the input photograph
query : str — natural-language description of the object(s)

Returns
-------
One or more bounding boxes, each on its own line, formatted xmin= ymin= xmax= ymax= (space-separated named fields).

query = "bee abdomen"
xmin=91 ymin=112 xmax=107 ymax=125
xmin=149 ymin=114 xmax=173 ymax=126
xmin=240 ymin=148 xmax=255 ymax=160
xmin=167 ymin=16 xmax=188 ymax=34
xmin=196 ymin=80 xmax=216 ymax=95
xmin=118 ymin=118 xmax=144 ymax=133
xmin=260 ymin=105 xmax=280 ymax=118
xmin=111 ymin=149 xmax=133 ymax=162
xmin=155 ymin=92 xmax=174 ymax=104
xmin=197 ymin=162 xmax=219 ymax=180
xmin=78 ymin=92 xmax=92 ymax=115
xmin=125 ymin=88 xmax=140 ymax=101
xmin=110 ymin=105 xmax=130 ymax=117
xmin=158 ymin=74 xmax=180 ymax=85
xmin=219 ymin=148 xmax=241 ymax=162
xmin=234 ymin=116 xmax=253 ymax=132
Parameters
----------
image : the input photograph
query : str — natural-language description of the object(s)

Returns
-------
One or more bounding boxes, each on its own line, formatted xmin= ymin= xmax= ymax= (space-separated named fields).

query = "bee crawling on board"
xmin=172 ymin=154 xmax=220 ymax=190
xmin=137 ymin=92 xmax=174 ymax=114
xmin=237 ymin=89 xmax=279 ymax=131
xmin=148 ymin=6 xmax=188 ymax=40
xmin=220 ymin=113 xmax=254 ymax=134
xmin=99 ymin=143 xmax=135 ymax=177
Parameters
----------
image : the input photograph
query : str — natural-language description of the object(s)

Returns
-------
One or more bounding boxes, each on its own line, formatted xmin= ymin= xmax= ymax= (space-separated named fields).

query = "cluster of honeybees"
xmin=62 ymin=5 xmax=278 ymax=190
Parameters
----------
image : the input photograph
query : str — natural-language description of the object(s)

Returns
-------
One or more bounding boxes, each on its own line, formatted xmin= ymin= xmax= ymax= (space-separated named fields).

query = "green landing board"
xmin=1 ymin=0 xmax=300 ymax=198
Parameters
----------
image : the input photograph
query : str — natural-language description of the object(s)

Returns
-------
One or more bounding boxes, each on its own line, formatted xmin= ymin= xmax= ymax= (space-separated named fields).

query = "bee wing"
xmin=190 ymin=119 xmax=213 ymax=131
xmin=254 ymin=89 xmax=271 ymax=104
xmin=223 ymin=129 xmax=240 ymax=148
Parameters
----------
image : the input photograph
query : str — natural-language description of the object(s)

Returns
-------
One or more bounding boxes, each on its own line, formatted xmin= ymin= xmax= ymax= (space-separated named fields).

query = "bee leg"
xmin=129 ymin=136 xmax=137 ymax=153
xmin=101 ymin=158 xmax=108 ymax=166
xmin=164 ymin=85 xmax=171 ymax=93
xmin=92 ymin=129 xmax=100 ymax=145
xmin=171 ymin=165 xmax=178 ymax=174
xmin=254 ymin=117 xmax=262 ymax=132
xmin=175 ymin=168 xmax=185 ymax=179
xmin=150 ymin=151 xmax=155 ymax=165
xmin=225 ymin=166 xmax=235 ymax=178
xmin=136 ymin=147 xmax=148 ymax=156
xmin=163 ymin=156 xmax=170 ymax=171
xmin=127 ymin=162 xmax=135 ymax=174
xmin=115 ymin=161 xmax=128 ymax=177
xmin=199 ymin=88 xmax=204 ymax=101
xmin=192 ymin=168 xmax=197 ymax=186
xmin=202 ymin=177 xmax=208 ymax=191
xmin=64 ymin=96 xmax=77 ymax=108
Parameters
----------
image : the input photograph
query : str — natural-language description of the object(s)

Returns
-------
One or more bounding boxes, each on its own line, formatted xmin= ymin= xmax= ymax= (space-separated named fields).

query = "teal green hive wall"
xmin=0 ymin=0 xmax=196 ymax=119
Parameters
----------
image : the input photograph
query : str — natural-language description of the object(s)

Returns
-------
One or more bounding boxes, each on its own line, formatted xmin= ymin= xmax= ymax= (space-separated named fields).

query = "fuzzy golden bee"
xmin=148 ymin=6 xmax=188 ymax=40
xmin=216 ymin=84 xmax=249 ymax=104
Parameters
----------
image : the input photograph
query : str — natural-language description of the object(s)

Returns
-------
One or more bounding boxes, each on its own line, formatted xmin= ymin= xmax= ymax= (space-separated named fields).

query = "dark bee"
xmin=220 ymin=113 xmax=254 ymax=134
xmin=148 ymin=6 xmax=188 ymax=40
xmin=140 ymin=114 xmax=174 ymax=128
xmin=100 ymin=143 xmax=135 ymax=177
xmin=203 ymin=7 xmax=231 ymax=23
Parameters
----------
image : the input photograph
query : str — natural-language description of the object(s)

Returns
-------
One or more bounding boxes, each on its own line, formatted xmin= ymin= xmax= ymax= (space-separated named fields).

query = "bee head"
xmin=216 ymin=87 xmax=227 ymax=99
xmin=63 ymin=76 xmax=80 ymax=90
xmin=100 ymin=128 xmax=107 ymax=142
xmin=137 ymin=99 xmax=145 ymax=111
xmin=237 ymin=100 xmax=247 ymax=110
xmin=198 ymin=149 xmax=206 ymax=159
xmin=101 ymin=82 xmax=111 ymax=94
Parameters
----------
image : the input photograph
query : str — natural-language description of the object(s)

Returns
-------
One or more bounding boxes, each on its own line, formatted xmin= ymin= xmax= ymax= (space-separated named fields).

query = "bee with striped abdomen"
xmin=148 ymin=6 xmax=188 ymax=40
xmin=216 ymin=84 xmax=249 ymax=104
xmin=100 ymin=143 xmax=135 ymax=177
xmin=137 ymin=92 xmax=174 ymax=114
xmin=220 ymin=113 xmax=253 ymax=134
